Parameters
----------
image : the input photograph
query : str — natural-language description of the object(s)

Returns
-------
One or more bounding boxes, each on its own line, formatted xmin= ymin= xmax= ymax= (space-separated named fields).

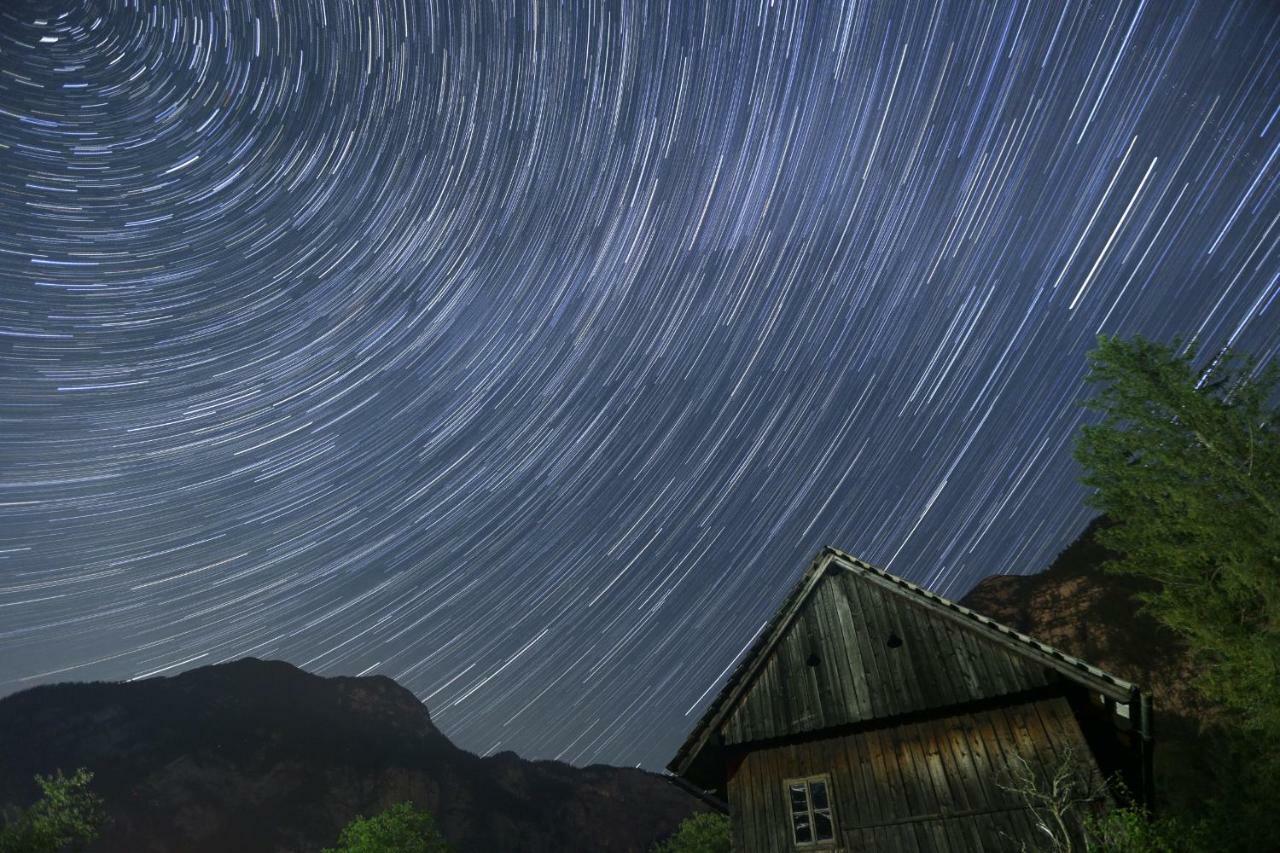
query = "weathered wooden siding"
xmin=726 ymin=697 xmax=1100 ymax=853
xmin=723 ymin=570 xmax=1056 ymax=745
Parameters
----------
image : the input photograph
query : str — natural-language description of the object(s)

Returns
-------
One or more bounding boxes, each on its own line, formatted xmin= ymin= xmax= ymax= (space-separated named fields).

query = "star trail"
xmin=2 ymin=0 xmax=1278 ymax=771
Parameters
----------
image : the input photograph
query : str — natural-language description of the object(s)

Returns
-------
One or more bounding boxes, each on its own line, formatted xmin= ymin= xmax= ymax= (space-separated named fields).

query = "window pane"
xmin=789 ymin=783 xmax=809 ymax=813
xmin=810 ymin=780 xmax=829 ymax=810
xmin=792 ymin=813 xmax=813 ymax=843
xmin=814 ymin=809 xmax=834 ymax=841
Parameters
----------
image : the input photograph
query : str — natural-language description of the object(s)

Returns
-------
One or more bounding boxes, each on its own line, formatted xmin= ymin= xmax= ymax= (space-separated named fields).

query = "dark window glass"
xmin=814 ymin=809 xmax=834 ymax=841
xmin=789 ymin=783 xmax=808 ymax=813
xmin=810 ymin=780 xmax=829 ymax=811
xmin=792 ymin=814 xmax=812 ymax=843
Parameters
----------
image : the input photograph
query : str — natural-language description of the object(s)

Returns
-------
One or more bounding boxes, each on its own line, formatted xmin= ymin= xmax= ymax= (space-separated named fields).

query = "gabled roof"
xmin=668 ymin=546 xmax=1141 ymax=782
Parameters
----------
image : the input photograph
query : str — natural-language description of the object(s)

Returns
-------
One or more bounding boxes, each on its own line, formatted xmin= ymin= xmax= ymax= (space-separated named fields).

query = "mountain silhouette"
xmin=0 ymin=657 xmax=708 ymax=852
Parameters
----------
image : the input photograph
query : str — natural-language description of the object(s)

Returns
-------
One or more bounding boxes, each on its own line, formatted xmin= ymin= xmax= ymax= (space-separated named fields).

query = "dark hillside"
xmin=0 ymin=658 xmax=705 ymax=853
xmin=960 ymin=517 xmax=1216 ymax=809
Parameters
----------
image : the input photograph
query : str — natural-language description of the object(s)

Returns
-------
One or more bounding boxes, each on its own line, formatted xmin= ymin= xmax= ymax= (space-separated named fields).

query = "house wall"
xmin=725 ymin=696 xmax=1101 ymax=853
xmin=723 ymin=569 xmax=1055 ymax=746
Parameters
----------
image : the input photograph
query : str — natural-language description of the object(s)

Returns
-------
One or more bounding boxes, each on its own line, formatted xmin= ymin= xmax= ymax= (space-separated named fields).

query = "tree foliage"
xmin=0 ymin=768 xmax=105 ymax=853
xmin=1074 ymin=335 xmax=1280 ymax=737
xmin=651 ymin=811 xmax=730 ymax=853
xmin=323 ymin=802 xmax=451 ymax=853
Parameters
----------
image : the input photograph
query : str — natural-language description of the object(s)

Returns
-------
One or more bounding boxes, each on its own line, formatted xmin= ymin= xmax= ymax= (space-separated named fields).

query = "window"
xmin=785 ymin=775 xmax=835 ymax=846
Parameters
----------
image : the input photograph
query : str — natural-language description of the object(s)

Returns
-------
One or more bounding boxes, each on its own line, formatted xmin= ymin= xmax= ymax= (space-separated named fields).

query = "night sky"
xmin=2 ymin=0 xmax=1278 ymax=772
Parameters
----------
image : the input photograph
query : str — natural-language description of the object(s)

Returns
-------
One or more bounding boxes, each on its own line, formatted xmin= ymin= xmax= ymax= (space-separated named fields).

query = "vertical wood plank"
xmin=872 ymin=585 xmax=930 ymax=713
xmin=901 ymin=717 xmax=952 ymax=819
xmin=829 ymin=575 xmax=876 ymax=721
xmin=937 ymin=715 xmax=983 ymax=815
xmin=766 ymin=745 xmax=787 ymax=853
xmin=969 ymin=707 xmax=1020 ymax=812
xmin=809 ymin=580 xmax=852 ymax=727
xmin=849 ymin=728 xmax=883 ymax=830
xmin=890 ymin=723 xmax=929 ymax=820
xmin=727 ymin=753 xmax=751 ymax=853
xmin=917 ymin=717 xmax=965 ymax=816
xmin=837 ymin=572 xmax=892 ymax=719
xmin=865 ymin=725 xmax=906 ymax=823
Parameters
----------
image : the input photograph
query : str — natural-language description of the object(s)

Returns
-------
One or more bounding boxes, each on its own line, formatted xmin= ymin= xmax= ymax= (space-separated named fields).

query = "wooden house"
xmin=668 ymin=546 xmax=1153 ymax=852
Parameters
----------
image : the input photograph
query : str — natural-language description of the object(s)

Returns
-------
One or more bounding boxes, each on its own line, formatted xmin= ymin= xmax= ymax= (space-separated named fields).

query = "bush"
xmin=323 ymin=802 xmax=451 ymax=853
xmin=0 ymin=768 xmax=105 ymax=853
xmin=1075 ymin=335 xmax=1280 ymax=738
xmin=651 ymin=812 xmax=730 ymax=853
xmin=1084 ymin=805 xmax=1211 ymax=853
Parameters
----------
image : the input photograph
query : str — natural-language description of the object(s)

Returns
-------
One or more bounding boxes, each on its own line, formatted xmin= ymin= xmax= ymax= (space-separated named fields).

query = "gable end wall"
xmin=723 ymin=571 xmax=1055 ymax=745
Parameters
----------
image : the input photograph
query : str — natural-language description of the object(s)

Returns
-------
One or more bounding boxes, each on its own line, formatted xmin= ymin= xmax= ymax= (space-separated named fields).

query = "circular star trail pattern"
xmin=2 ymin=0 xmax=1279 ymax=770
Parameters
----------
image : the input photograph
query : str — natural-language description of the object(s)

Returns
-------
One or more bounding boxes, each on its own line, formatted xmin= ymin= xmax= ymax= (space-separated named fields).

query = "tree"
xmin=995 ymin=746 xmax=1108 ymax=853
xmin=651 ymin=812 xmax=730 ymax=853
xmin=323 ymin=802 xmax=451 ymax=853
xmin=1074 ymin=335 xmax=1280 ymax=739
xmin=992 ymin=744 xmax=1209 ymax=853
xmin=0 ymin=768 xmax=105 ymax=853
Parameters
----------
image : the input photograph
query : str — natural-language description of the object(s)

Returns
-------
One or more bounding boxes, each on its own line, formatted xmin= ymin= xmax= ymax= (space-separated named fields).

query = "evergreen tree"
xmin=1074 ymin=335 xmax=1279 ymax=739
xmin=1075 ymin=335 xmax=1280 ymax=850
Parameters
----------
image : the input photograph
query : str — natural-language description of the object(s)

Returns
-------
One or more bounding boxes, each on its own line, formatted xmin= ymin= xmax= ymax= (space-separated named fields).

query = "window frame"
xmin=783 ymin=774 xmax=836 ymax=848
